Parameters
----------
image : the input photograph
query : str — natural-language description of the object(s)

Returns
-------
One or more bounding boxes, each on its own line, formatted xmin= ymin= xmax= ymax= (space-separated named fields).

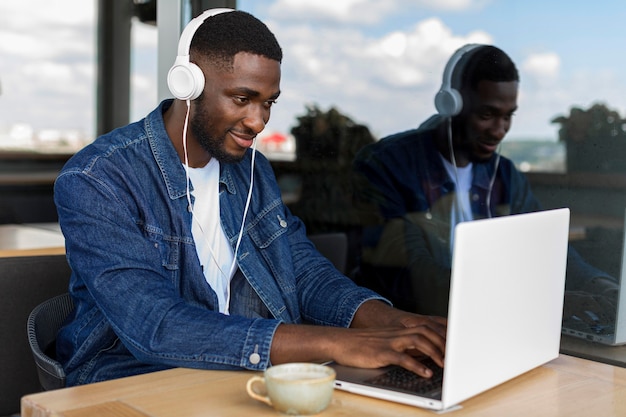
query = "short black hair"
xmin=190 ymin=10 xmax=283 ymax=71
xmin=453 ymin=45 xmax=519 ymax=93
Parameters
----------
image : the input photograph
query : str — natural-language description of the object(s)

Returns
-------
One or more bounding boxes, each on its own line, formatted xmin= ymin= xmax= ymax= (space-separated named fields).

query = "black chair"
xmin=27 ymin=292 xmax=74 ymax=391
xmin=308 ymin=232 xmax=348 ymax=274
xmin=0 ymin=254 xmax=70 ymax=415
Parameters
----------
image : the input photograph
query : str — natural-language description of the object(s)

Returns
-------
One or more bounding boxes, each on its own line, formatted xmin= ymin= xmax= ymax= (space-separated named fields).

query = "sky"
xmin=1 ymin=0 xmax=626 ymax=143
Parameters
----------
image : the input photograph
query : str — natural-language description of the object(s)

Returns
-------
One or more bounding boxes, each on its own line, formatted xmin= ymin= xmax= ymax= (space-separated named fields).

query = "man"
xmin=353 ymin=44 xmax=618 ymax=318
xmin=54 ymin=10 xmax=446 ymax=387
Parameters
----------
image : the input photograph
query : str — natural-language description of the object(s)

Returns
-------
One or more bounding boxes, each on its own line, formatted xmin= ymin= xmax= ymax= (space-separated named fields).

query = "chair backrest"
xmin=0 ymin=254 xmax=70 ymax=415
xmin=308 ymin=232 xmax=348 ymax=274
xmin=27 ymin=292 xmax=74 ymax=391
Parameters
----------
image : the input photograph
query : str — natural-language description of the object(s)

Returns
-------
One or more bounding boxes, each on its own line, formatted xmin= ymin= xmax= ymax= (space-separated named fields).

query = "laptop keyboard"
xmin=364 ymin=357 xmax=444 ymax=397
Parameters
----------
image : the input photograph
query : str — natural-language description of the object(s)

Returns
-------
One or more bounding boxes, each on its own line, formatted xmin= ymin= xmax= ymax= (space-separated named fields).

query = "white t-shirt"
xmin=440 ymin=154 xmax=473 ymax=252
xmin=186 ymin=158 xmax=235 ymax=314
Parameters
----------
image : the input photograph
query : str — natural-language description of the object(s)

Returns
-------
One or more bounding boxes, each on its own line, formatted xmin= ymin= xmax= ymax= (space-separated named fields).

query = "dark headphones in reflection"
xmin=435 ymin=44 xmax=502 ymax=219
xmin=167 ymin=8 xmax=234 ymax=101
xmin=434 ymin=44 xmax=483 ymax=117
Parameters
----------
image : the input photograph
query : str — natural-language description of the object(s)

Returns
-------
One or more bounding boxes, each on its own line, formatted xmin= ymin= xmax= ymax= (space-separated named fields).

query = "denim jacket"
xmin=353 ymin=115 xmax=612 ymax=315
xmin=54 ymin=100 xmax=383 ymax=386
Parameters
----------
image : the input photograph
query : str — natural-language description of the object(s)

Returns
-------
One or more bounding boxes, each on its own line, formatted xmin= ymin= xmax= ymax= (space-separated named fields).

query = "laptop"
xmin=561 ymin=209 xmax=626 ymax=345
xmin=331 ymin=208 xmax=570 ymax=412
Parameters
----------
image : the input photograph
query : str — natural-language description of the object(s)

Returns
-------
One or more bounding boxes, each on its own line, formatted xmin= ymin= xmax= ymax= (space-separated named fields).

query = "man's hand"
xmin=270 ymin=300 xmax=447 ymax=378
xmin=351 ymin=299 xmax=447 ymax=332
xmin=563 ymin=290 xmax=616 ymax=325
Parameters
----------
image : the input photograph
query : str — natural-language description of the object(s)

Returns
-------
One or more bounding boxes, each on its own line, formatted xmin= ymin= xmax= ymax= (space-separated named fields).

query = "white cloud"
xmin=268 ymin=0 xmax=396 ymax=24
xmin=265 ymin=14 xmax=494 ymax=137
xmin=130 ymin=70 xmax=157 ymax=123
xmin=0 ymin=1 xmax=96 ymax=134
xmin=522 ymin=52 xmax=560 ymax=80
xmin=130 ymin=21 xmax=158 ymax=123
xmin=0 ymin=0 xmax=93 ymax=28
xmin=0 ymin=31 xmax=56 ymax=58
xmin=25 ymin=62 xmax=74 ymax=86
xmin=370 ymin=18 xmax=492 ymax=88
xmin=0 ymin=1 xmax=94 ymax=58
xmin=0 ymin=1 xmax=157 ymax=135
xmin=513 ymin=52 xmax=564 ymax=138
xmin=3 ymin=0 xmax=626 ymax=144
xmin=416 ymin=0 xmax=486 ymax=11
xmin=266 ymin=0 xmax=487 ymax=24
xmin=513 ymin=57 xmax=626 ymax=139
xmin=379 ymin=32 xmax=408 ymax=58
xmin=132 ymin=20 xmax=158 ymax=49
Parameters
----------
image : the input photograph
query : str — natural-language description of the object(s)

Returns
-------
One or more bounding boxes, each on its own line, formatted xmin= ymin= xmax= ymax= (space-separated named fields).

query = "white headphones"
xmin=167 ymin=8 xmax=234 ymax=101
xmin=434 ymin=44 xmax=482 ymax=117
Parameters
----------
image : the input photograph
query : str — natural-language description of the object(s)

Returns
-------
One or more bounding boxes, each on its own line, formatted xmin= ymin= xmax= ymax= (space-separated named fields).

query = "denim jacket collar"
xmin=419 ymin=117 xmax=499 ymax=195
xmin=145 ymin=100 xmax=189 ymax=200
xmin=145 ymin=99 xmax=238 ymax=200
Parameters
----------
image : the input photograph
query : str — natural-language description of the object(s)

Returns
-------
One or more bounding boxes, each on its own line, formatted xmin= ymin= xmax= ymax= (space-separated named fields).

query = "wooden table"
xmin=0 ymin=223 xmax=65 ymax=257
xmin=20 ymin=355 xmax=626 ymax=417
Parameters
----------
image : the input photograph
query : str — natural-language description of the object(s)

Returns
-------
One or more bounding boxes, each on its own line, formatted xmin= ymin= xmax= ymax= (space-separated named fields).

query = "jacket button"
xmin=249 ymin=353 xmax=261 ymax=364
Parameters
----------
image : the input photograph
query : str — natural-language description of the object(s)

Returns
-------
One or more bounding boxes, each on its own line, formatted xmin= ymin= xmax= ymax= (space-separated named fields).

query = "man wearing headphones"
xmin=353 ymin=44 xmax=618 ymax=318
xmin=53 ymin=9 xmax=446 ymax=387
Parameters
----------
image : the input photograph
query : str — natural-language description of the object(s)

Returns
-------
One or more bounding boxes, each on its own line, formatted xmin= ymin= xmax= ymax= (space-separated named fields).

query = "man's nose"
xmin=490 ymin=118 xmax=509 ymax=141
xmin=243 ymin=105 xmax=268 ymax=135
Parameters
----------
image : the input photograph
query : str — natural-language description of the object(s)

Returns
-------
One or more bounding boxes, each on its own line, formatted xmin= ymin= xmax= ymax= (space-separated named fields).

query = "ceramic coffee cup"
xmin=246 ymin=363 xmax=336 ymax=415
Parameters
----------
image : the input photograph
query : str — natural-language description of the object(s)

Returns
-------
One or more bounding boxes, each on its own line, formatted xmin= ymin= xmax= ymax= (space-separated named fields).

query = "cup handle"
xmin=246 ymin=376 xmax=272 ymax=406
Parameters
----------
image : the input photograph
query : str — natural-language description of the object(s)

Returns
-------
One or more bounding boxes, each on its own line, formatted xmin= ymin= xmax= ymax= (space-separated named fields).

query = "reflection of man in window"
xmin=352 ymin=44 xmax=618 ymax=322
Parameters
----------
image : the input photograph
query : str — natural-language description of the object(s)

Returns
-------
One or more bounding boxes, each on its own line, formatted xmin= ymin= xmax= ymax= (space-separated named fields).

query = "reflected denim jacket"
xmin=353 ymin=115 xmax=612 ymax=315
xmin=54 ymin=100 xmax=383 ymax=386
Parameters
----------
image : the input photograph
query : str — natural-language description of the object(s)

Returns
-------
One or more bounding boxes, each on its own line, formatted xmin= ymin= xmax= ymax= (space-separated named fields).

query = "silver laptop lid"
xmin=442 ymin=208 xmax=569 ymax=408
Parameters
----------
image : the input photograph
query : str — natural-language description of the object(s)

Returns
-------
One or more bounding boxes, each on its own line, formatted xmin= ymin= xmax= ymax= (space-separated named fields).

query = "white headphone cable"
xmin=183 ymin=100 xmax=193 ymax=212
xmin=232 ymin=138 xmax=256 ymax=272
xmin=181 ymin=100 xmax=256 ymax=285
xmin=446 ymin=117 xmax=501 ymax=220
xmin=485 ymin=144 xmax=501 ymax=218
xmin=182 ymin=100 xmax=229 ymax=281
xmin=446 ymin=117 xmax=469 ymax=223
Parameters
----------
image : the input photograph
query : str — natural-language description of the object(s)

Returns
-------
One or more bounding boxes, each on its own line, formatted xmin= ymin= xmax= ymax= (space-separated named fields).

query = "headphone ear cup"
xmin=434 ymin=43 xmax=482 ymax=117
xmin=167 ymin=61 xmax=205 ymax=101
xmin=434 ymin=87 xmax=463 ymax=117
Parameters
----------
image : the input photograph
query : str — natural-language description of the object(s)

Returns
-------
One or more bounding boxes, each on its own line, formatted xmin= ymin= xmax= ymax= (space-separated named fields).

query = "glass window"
xmin=3 ymin=0 xmax=624 ymax=357
xmin=130 ymin=9 xmax=157 ymax=125
xmin=0 ymin=0 xmax=97 ymax=154
xmin=0 ymin=0 xmax=159 ymax=154
xmin=236 ymin=1 xmax=626 ymax=355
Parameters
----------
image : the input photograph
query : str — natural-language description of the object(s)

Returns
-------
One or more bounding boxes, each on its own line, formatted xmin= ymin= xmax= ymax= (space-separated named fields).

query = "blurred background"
xmin=1 ymin=0 xmax=626 ymax=276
